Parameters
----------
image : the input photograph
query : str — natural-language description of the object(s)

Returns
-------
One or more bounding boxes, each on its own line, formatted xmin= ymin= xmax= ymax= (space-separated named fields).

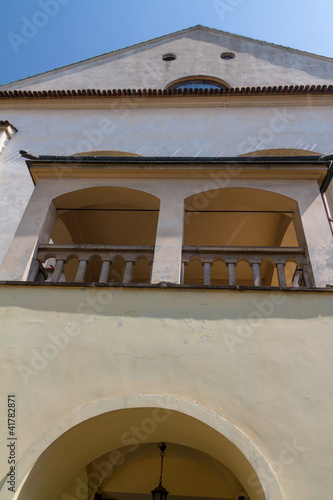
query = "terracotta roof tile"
xmin=0 ymin=85 xmax=332 ymax=99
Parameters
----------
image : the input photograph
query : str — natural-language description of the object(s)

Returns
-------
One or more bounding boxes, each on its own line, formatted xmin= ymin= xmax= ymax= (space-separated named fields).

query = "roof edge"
xmin=24 ymin=154 xmax=326 ymax=163
xmin=1 ymin=84 xmax=333 ymax=99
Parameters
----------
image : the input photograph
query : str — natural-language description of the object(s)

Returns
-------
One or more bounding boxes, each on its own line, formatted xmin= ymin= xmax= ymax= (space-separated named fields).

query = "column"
xmin=0 ymin=183 xmax=56 ymax=281
xmin=151 ymin=195 xmax=184 ymax=284
xmin=297 ymin=185 xmax=333 ymax=287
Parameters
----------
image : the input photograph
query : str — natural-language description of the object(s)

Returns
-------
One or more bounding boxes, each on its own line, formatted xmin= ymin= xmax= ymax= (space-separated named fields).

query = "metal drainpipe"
xmin=320 ymin=160 xmax=333 ymax=236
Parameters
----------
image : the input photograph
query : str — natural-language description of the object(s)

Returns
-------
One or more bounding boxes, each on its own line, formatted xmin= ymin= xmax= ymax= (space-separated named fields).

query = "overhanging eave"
xmin=25 ymin=155 xmax=328 ymax=185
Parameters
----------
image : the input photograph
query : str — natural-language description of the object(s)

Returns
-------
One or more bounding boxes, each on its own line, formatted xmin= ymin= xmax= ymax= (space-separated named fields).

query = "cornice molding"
xmin=1 ymin=93 xmax=333 ymax=109
xmin=26 ymin=158 xmax=327 ymax=185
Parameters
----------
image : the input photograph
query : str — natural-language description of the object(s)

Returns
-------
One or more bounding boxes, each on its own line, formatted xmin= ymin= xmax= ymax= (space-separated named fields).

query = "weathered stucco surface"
xmin=0 ymin=285 xmax=332 ymax=500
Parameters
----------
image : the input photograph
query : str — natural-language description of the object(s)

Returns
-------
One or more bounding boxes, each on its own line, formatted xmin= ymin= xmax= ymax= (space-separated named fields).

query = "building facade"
xmin=0 ymin=26 xmax=333 ymax=500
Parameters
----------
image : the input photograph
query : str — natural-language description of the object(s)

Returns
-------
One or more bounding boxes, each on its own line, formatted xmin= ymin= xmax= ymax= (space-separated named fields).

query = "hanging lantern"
xmin=151 ymin=442 xmax=169 ymax=500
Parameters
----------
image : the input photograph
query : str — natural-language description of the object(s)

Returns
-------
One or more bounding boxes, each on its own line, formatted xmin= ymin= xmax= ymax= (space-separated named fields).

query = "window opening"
xmin=166 ymin=77 xmax=229 ymax=91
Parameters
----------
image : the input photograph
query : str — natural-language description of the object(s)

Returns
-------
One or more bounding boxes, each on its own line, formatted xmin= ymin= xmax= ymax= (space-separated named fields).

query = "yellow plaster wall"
xmin=0 ymin=285 xmax=333 ymax=500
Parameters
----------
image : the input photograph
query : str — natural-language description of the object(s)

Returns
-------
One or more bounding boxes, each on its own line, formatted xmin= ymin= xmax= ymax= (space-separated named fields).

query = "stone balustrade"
xmin=29 ymin=244 xmax=155 ymax=284
xmin=29 ymin=244 xmax=314 ymax=288
xmin=182 ymin=246 xmax=313 ymax=288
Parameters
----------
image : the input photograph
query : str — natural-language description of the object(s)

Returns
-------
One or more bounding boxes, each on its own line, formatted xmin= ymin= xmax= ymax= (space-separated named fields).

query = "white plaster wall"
xmin=1 ymin=28 xmax=333 ymax=91
xmin=0 ymin=286 xmax=332 ymax=500
xmin=0 ymin=132 xmax=34 ymax=268
xmin=0 ymin=104 xmax=332 ymax=273
xmin=3 ymin=105 xmax=332 ymax=159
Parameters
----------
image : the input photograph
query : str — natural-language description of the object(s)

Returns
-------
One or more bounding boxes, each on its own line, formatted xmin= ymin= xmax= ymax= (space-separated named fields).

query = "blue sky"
xmin=0 ymin=0 xmax=333 ymax=86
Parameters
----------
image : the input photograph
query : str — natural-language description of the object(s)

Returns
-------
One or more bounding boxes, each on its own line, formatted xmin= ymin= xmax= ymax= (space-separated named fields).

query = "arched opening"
xmin=234 ymin=259 xmax=253 ymax=287
xmin=16 ymin=398 xmax=283 ymax=500
xmin=165 ymin=76 xmax=230 ymax=92
xmin=52 ymin=187 xmax=159 ymax=246
xmin=183 ymin=187 xmax=311 ymax=287
xmin=36 ymin=187 xmax=160 ymax=284
xmin=184 ymin=257 xmax=204 ymax=285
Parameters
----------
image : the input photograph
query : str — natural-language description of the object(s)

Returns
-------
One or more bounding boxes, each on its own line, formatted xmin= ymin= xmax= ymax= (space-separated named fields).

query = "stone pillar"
xmin=151 ymin=195 xmax=184 ymax=284
xmin=0 ymin=183 xmax=56 ymax=281
xmin=297 ymin=188 xmax=333 ymax=287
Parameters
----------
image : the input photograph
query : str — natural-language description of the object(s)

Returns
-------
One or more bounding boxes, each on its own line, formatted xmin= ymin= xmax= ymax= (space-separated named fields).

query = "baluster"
xmin=291 ymin=267 xmax=302 ymax=287
xmin=51 ymin=259 xmax=65 ymax=282
xmin=123 ymin=261 xmax=134 ymax=284
xmin=302 ymin=264 xmax=313 ymax=288
xmin=228 ymin=262 xmax=236 ymax=286
xmin=277 ymin=263 xmax=287 ymax=287
xmin=59 ymin=272 xmax=67 ymax=283
xmin=252 ymin=262 xmax=261 ymax=287
xmin=75 ymin=260 xmax=88 ymax=282
xmin=28 ymin=259 xmax=41 ymax=281
xmin=180 ymin=262 xmax=185 ymax=285
xmin=149 ymin=261 xmax=153 ymax=285
xmin=203 ymin=262 xmax=211 ymax=285
xmin=99 ymin=260 xmax=110 ymax=283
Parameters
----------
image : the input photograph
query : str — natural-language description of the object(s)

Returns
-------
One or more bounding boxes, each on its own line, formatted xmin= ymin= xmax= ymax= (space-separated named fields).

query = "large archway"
xmin=41 ymin=187 xmax=160 ymax=284
xmin=183 ymin=187 xmax=308 ymax=287
xmin=52 ymin=186 xmax=160 ymax=247
xmin=15 ymin=396 xmax=284 ymax=500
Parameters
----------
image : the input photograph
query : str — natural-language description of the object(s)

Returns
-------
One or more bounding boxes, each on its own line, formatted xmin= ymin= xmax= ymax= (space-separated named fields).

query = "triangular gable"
xmin=1 ymin=25 xmax=333 ymax=91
